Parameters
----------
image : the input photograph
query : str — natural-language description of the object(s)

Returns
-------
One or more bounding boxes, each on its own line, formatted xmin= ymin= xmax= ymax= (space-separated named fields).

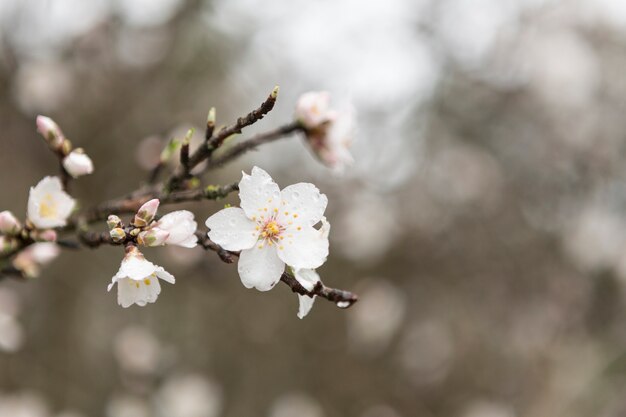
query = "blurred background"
xmin=2 ymin=0 xmax=626 ymax=416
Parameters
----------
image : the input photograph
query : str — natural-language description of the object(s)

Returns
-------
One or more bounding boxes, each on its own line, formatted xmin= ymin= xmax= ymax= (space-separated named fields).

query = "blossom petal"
xmin=156 ymin=267 xmax=175 ymax=284
xmin=27 ymin=176 xmax=76 ymax=229
xmin=279 ymin=183 xmax=327 ymax=227
xmin=239 ymin=167 xmax=281 ymax=218
xmin=294 ymin=268 xmax=321 ymax=292
xmin=298 ymin=295 xmax=316 ymax=319
xmin=238 ymin=245 xmax=284 ymax=291
xmin=117 ymin=278 xmax=140 ymax=308
xmin=205 ymin=207 xmax=258 ymax=251
xmin=277 ymin=226 xmax=329 ymax=269
xmin=119 ymin=255 xmax=157 ymax=280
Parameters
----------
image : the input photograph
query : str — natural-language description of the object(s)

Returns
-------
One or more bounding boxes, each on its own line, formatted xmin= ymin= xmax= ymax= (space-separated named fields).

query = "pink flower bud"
xmin=0 ymin=211 xmax=21 ymax=235
xmin=133 ymin=199 xmax=160 ymax=227
xmin=137 ymin=228 xmax=169 ymax=247
xmin=62 ymin=149 xmax=94 ymax=178
xmin=36 ymin=115 xmax=64 ymax=148
xmin=38 ymin=229 xmax=57 ymax=242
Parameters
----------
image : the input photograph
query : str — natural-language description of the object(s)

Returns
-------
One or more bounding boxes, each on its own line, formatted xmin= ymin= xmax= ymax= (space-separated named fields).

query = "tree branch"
xmin=207 ymin=122 xmax=303 ymax=169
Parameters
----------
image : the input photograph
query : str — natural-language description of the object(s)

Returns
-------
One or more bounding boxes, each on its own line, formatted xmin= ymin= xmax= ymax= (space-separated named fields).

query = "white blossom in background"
xmin=107 ymin=246 xmax=175 ymax=308
xmin=0 ymin=391 xmax=50 ymax=417
xmin=155 ymin=374 xmax=222 ymax=417
xmin=62 ymin=149 xmax=94 ymax=178
xmin=295 ymin=91 xmax=356 ymax=172
xmin=27 ymin=176 xmax=75 ymax=229
xmin=295 ymin=91 xmax=333 ymax=129
xmin=0 ymin=313 xmax=24 ymax=353
xmin=153 ymin=211 xmax=198 ymax=248
xmin=114 ymin=326 xmax=162 ymax=375
xmin=0 ymin=210 xmax=21 ymax=235
xmin=12 ymin=242 xmax=61 ymax=278
xmin=347 ymin=280 xmax=407 ymax=355
xmin=206 ymin=167 xmax=329 ymax=291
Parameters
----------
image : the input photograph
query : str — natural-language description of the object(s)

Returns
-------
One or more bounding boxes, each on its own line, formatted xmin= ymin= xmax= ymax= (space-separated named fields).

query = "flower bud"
xmin=207 ymin=107 xmax=216 ymax=127
xmin=62 ymin=149 xmax=94 ymax=178
xmin=107 ymin=215 xmax=122 ymax=230
xmin=137 ymin=228 xmax=169 ymax=247
xmin=0 ymin=236 xmax=19 ymax=254
xmin=110 ymin=228 xmax=126 ymax=243
xmin=0 ymin=211 xmax=21 ymax=235
xmin=61 ymin=139 xmax=73 ymax=156
xmin=160 ymin=138 xmax=181 ymax=163
xmin=36 ymin=115 xmax=64 ymax=148
xmin=37 ymin=229 xmax=57 ymax=242
xmin=133 ymin=199 xmax=159 ymax=227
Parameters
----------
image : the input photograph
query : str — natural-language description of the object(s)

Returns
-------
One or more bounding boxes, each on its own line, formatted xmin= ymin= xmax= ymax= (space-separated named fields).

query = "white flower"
xmin=295 ymin=91 xmax=333 ymax=129
xmin=62 ymin=149 xmax=94 ymax=178
xmin=295 ymin=92 xmax=356 ymax=172
xmin=27 ymin=176 xmax=75 ymax=229
xmin=108 ymin=246 xmax=175 ymax=308
xmin=294 ymin=268 xmax=321 ymax=319
xmin=13 ymin=242 xmax=60 ymax=277
xmin=154 ymin=210 xmax=198 ymax=248
xmin=205 ymin=167 xmax=329 ymax=291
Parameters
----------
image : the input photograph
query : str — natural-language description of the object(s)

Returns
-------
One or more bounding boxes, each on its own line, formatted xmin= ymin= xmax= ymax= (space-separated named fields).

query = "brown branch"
xmin=78 ymin=182 xmax=239 ymax=225
xmin=196 ymin=229 xmax=358 ymax=308
xmin=207 ymin=122 xmax=303 ymax=169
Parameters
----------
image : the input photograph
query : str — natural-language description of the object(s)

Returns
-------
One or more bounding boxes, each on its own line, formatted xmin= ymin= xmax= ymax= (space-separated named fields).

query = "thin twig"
xmin=207 ymin=122 xmax=303 ymax=169
xmin=196 ymin=230 xmax=358 ymax=308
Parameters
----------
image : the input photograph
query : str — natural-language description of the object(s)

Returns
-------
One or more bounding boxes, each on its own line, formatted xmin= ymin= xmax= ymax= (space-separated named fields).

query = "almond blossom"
xmin=36 ymin=115 xmax=65 ymax=148
xmin=27 ymin=176 xmax=75 ymax=229
xmin=107 ymin=246 xmax=175 ymax=308
xmin=153 ymin=211 xmax=198 ymax=248
xmin=0 ymin=211 xmax=21 ymax=235
xmin=62 ymin=149 xmax=94 ymax=178
xmin=295 ymin=91 xmax=355 ymax=172
xmin=205 ymin=167 xmax=329 ymax=291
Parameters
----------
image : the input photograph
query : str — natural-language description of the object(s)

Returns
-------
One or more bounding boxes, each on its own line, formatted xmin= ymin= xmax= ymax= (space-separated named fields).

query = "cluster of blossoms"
xmin=0 ymin=90 xmax=355 ymax=319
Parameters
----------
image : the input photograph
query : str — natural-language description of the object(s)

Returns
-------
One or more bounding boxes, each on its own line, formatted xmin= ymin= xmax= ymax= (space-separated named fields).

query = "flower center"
xmin=261 ymin=220 xmax=281 ymax=239
xmin=39 ymin=194 xmax=58 ymax=219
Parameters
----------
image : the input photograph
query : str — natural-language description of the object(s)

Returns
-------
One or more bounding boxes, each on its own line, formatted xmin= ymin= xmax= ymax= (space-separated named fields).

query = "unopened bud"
xmin=271 ymin=85 xmax=280 ymax=99
xmin=133 ymin=199 xmax=159 ymax=227
xmin=129 ymin=228 xmax=141 ymax=237
xmin=207 ymin=107 xmax=216 ymax=127
xmin=0 ymin=236 xmax=18 ymax=254
xmin=107 ymin=215 xmax=122 ymax=230
xmin=62 ymin=148 xmax=94 ymax=178
xmin=36 ymin=115 xmax=64 ymax=148
xmin=109 ymin=228 xmax=126 ymax=243
xmin=38 ymin=229 xmax=57 ymax=242
xmin=61 ymin=139 xmax=72 ymax=156
xmin=137 ymin=228 xmax=169 ymax=247
xmin=0 ymin=211 xmax=21 ymax=235
xmin=160 ymin=138 xmax=181 ymax=163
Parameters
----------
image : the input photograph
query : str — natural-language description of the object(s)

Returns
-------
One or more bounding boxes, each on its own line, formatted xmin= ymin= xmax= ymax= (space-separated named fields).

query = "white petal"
xmin=279 ymin=183 xmax=327 ymax=227
xmin=177 ymin=235 xmax=198 ymax=248
xmin=157 ymin=210 xmax=198 ymax=247
xmin=298 ymin=295 xmax=316 ymax=319
xmin=155 ymin=267 xmax=175 ymax=284
xmin=117 ymin=278 xmax=140 ymax=308
xmin=119 ymin=255 xmax=157 ymax=280
xmin=143 ymin=276 xmax=162 ymax=304
xmin=205 ymin=207 xmax=258 ymax=251
xmin=277 ymin=226 xmax=329 ymax=269
xmin=238 ymin=245 xmax=285 ymax=291
xmin=238 ymin=167 xmax=281 ymax=218
xmin=294 ymin=268 xmax=321 ymax=292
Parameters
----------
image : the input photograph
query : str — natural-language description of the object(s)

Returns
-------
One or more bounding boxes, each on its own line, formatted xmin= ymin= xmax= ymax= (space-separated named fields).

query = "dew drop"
xmin=292 ymin=191 xmax=300 ymax=200
xmin=336 ymin=301 xmax=351 ymax=308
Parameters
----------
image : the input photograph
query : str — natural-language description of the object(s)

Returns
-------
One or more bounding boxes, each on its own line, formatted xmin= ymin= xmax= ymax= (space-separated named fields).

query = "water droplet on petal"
xmin=336 ymin=301 xmax=351 ymax=308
